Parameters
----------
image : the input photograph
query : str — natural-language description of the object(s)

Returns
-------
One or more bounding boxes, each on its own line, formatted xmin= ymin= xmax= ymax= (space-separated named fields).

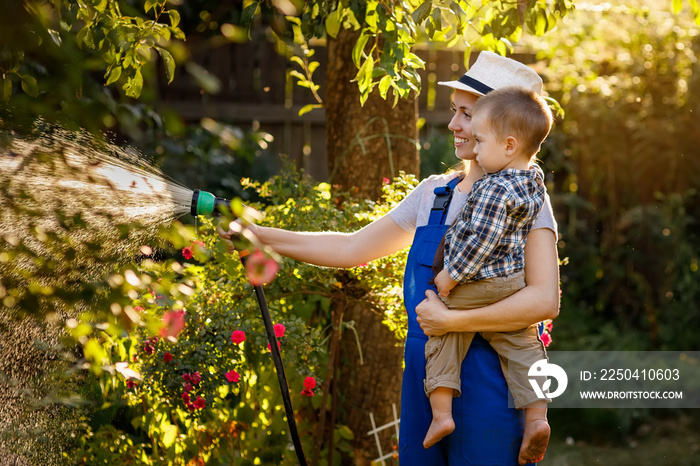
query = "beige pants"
xmin=424 ymin=270 xmax=549 ymax=409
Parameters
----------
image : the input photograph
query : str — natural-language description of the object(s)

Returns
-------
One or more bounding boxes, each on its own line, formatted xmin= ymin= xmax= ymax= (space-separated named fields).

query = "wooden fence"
xmin=157 ymin=40 xmax=535 ymax=180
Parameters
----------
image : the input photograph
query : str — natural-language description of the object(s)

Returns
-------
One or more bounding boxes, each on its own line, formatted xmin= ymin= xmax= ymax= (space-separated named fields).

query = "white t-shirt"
xmin=389 ymin=173 xmax=557 ymax=236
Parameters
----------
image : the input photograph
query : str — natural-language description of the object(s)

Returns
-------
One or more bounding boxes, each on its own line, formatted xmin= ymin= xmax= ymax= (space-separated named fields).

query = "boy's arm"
xmin=445 ymin=183 xmax=510 ymax=282
xmin=416 ymin=227 xmax=560 ymax=335
xmin=434 ymin=268 xmax=458 ymax=297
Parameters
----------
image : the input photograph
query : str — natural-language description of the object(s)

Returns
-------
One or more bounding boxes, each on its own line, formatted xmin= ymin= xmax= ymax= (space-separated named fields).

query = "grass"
xmin=540 ymin=413 xmax=700 ymax=465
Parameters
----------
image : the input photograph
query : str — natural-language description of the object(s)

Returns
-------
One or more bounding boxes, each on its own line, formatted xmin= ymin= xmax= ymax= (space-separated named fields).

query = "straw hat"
xmin=438 ymin=51 xmax=543 ymax=96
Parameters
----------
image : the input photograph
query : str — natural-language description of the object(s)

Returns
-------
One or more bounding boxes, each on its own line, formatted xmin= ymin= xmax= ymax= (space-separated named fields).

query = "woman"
xmin=220 ymin=51 xmax=560 ymax=465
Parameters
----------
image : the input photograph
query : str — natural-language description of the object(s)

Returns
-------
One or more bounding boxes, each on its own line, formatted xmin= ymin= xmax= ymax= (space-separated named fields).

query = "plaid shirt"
xmin=444 ymin=166 xmax=546 ymax=283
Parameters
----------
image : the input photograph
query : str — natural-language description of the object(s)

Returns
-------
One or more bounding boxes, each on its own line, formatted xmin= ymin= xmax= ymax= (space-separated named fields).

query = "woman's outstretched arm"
xmin=221 ymin=213 xmax=414 ymax=269
xmin=416 ymin=227 xmax=560 ymax=335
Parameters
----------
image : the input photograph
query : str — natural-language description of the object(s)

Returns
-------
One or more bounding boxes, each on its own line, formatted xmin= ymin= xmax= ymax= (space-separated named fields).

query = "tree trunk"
xmin=326 ymin=29 xmax=420 ymax=200
xmin=323 ymin=29 xmax=419 ymax=463
xmin=337 ymin=300 xmax=405 ymax=465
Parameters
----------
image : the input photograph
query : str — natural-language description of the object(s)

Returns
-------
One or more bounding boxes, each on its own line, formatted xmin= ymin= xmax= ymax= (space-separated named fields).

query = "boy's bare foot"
xmin=518 ymin=419 xmax=550 ymax=465
xmin=423 ymin=416 xmax=455 ymax=449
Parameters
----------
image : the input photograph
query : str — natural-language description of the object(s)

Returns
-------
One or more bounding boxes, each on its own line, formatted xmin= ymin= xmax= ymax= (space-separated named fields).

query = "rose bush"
xmin=75 ymin=167 xmax=417 ymax=464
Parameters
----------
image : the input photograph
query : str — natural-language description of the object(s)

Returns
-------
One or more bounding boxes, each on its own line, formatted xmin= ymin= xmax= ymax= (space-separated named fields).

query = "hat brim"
xmin=437 ymin=80 xmax=488 ymax=97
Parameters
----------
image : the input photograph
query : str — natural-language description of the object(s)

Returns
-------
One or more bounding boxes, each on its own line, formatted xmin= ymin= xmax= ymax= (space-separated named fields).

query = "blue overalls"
xmin=399 ymin=176 xmax=535 ymax=465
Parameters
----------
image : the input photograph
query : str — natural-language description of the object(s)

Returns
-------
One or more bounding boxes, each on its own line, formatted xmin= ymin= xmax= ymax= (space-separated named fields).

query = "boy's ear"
xmin=504 ymin=135 xmax=518 ymax=156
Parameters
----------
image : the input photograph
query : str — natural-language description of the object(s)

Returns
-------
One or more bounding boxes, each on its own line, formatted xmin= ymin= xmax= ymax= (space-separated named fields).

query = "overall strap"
xmin=427 ymin=175 xmax=462 ymax=225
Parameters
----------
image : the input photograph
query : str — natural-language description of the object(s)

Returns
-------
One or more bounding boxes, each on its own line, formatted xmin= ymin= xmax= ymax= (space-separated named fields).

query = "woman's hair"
xmin=472 ymin=86 xmax=553 ymax=158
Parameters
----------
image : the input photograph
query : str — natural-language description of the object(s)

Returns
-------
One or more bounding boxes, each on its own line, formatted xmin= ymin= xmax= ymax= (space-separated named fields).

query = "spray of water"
xmin=0 ymin=127 xmax=197 ymax=465
xmin=0 ymin=127 xmax=196 ymax=277
xmin=1 ymin=128 xmax=193 ymax=226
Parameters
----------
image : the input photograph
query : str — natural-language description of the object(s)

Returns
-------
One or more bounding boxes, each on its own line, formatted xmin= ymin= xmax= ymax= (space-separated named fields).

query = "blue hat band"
xmin=458 ymin=75 xmax=494 ymax=94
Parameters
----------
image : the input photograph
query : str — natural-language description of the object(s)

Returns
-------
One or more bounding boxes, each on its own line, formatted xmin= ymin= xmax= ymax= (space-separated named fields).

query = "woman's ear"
xmin=504 ymin=135 xmax=518 ymax=157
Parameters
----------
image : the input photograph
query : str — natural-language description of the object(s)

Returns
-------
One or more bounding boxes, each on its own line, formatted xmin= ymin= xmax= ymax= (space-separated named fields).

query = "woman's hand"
xmin=415 ymin=290 xmax=452 ymax=336
xmin=216 ymin=219 xmax=261 ymax=254
xmin=215 ymin=220 xmax=237 ymax=253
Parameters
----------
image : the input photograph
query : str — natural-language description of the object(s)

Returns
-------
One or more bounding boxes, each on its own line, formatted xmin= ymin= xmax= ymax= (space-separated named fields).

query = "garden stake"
xmin=191 ymin=189 xmax=308 ymax=465
xmin=240 ymin=251 xmax=309 ymax=466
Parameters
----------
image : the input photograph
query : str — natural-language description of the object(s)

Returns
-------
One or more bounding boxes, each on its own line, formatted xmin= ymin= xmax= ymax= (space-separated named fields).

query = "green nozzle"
xmin=191 ymin=189 xmax=215 ymax=216
xmin=191 ymin=190 xmax=231 ymax=216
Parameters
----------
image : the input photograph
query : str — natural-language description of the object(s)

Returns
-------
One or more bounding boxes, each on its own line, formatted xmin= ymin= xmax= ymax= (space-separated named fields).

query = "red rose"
xmin=301 ymin=376 xmax=316 ymax=396
xmin=273 ymin=323 xmax=285 ymax=338
xmin=194 ymin=396 xmax=206 ymax=409
xmin=182 ymin=393 xmax=190 ymax=403
xmin=183 ymin=373 xmax=192 ymax=383
xmin=225 ymin=370 xmax=240 ymax=383
xmin=163 ymin=352 xmax=173 ymax=362
xmin=191 ymin=371 xmax=201 ymax=384
xmin=182 ymin=246 xmax=193 ymax=260
xmin=231 ymin=330 xmax=246 ymax=345
xmin=183 ymin=382 xmax=193 ymax=392
xmin=303 ymin=376 xmax=317 ymax=390
xmin=127 ymin=380 xmax=137 ymax=389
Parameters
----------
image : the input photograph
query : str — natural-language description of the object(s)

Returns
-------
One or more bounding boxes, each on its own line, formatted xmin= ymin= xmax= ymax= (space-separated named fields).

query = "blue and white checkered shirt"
xmin=443 ymin=166 xmax=546 ymax=283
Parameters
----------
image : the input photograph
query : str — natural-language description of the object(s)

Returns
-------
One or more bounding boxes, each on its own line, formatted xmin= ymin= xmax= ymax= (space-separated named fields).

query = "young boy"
xmin=423 ymin=86 xmax=554 ymax=465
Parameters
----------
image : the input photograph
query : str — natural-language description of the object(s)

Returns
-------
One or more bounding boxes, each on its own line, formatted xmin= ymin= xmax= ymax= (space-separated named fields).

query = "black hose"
xmin=242 ymin=257 xmax=308 ymax=466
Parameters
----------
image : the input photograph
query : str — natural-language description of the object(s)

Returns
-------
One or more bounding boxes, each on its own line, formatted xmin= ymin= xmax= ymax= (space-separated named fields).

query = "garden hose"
xmin=191 ymin=190 xmax=308 ymax=465
xmin=239 ymin=251 xmax=308 ymax=466
xmin=190 ymin=189 xmax=232 ymax=216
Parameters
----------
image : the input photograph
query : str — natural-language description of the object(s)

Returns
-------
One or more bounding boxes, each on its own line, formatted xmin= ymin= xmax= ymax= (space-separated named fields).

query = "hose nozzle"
xmin=191 ymin=189 xmax=232 ymax=216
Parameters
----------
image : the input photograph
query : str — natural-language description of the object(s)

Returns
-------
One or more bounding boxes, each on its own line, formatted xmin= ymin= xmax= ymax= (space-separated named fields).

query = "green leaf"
xmin=76 ymin=25 xmax=90 ymax=47
xmin=534 ymin=9 xmax=548 ymax=35
xmin=336 ymin=424 xmax=354 ymax=440
xmin=157 ymin=47 xmax=176 ymax=84
xmin=124 ymin=69 xmax=144 ymax=98
xmin=162 ymin=424 xmax=177 ymax=448
xmin=354 ymin=56 xmax=374 ymax=92
xmin=378 ymin=74 xmax=392 ymax=99
xmin=47 ymin=29 xmax=62 ymax=47
xmin=94 ymin=0 xmax=107 ymax=13
xmin=298 ymin=104 xmax=322 ymax=116
xmin=412 ymin=1 xmax=432 ymax=24
xmin=325 ymin=8 xmax=341 ymax=38
xmin=145 ymin=0 xmax=158 ymax=14
xmin=290 ymin=56 xmax=304 ymax=67
xmin=1 ymin=77 xmax=11 ymax=102
xmin=20 ymin=75 xmax=38 ymax=97
xmin=352 ymin=32 xmax=369 ymax=67
xmin=241 ymin=2 xmax=259 ymax=28
xmin=168 ymin=9 xmax=181 ymax=28
xmin=105 ymin=66 xmax=122 ymax=86
xmin=430 ymin=7 xmax=442 ymax=31
xmin=450 ymin=1 xmax=467 ymax=29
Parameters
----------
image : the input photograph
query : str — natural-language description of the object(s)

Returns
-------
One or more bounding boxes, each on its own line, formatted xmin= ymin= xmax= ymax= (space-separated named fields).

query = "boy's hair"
xmin=473 ymin=86 xmax=553 ymax=159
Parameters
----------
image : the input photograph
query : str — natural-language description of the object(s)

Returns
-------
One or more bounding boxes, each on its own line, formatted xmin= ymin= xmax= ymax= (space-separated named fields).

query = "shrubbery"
xmin=69 ymin=167 xmax=416 ymax=465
